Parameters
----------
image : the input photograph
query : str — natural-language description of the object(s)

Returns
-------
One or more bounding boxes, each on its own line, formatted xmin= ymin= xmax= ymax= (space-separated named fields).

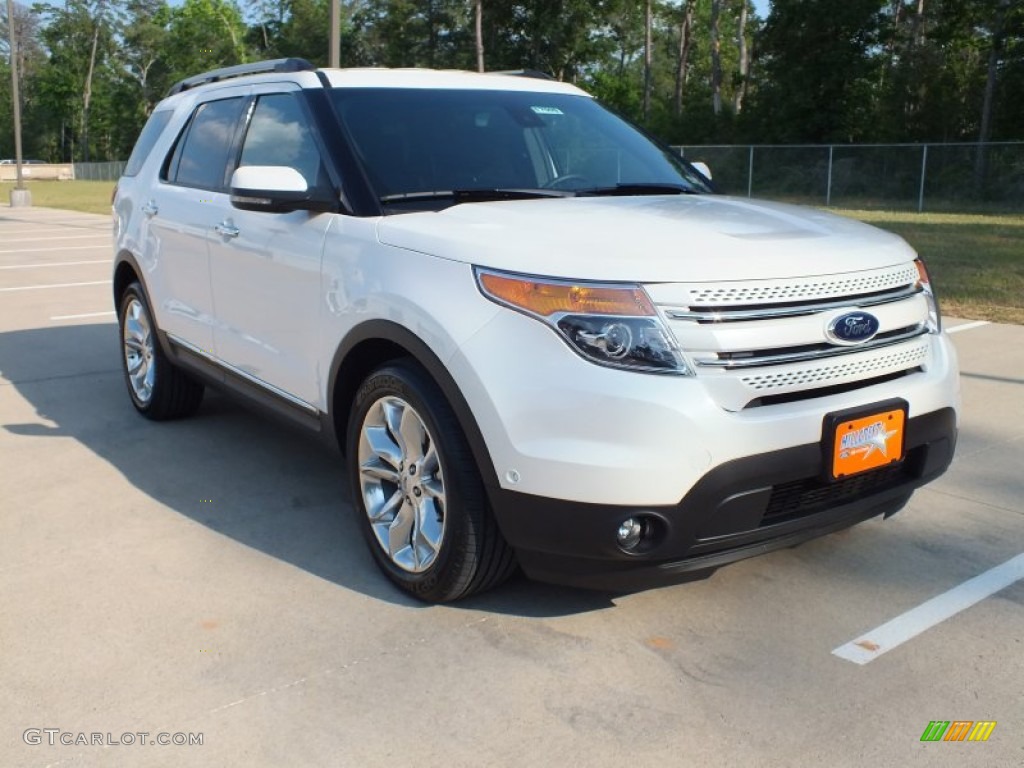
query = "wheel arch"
xmin=113 ymin=251 xmax=143 ymax=306
xmin=112 ymin=253 xmax=179 ymax=364
xmin=328 ymin=320 xmax=501 ymax=492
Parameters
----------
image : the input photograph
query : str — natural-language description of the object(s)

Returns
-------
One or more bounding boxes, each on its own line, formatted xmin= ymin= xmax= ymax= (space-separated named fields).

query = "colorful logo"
xmin=838 ymin=419 xmax=899 ymax=460
xmin=920 ymin=721 xmax=996 ymax=742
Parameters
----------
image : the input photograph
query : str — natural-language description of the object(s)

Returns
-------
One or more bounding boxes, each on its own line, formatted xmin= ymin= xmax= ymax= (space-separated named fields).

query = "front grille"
xmin=652 ymin=262 xmax=932 ymax=410
xmin=748 ymin=369 xmax=917 ymax=408
xmin=739 ymin=343 xmax=929 ymax=391
xmin=718 ymin=325 xmax=922 ymax=366
xmin=703 ymin=323 xmax=927 ymax=370
xmin=686 ymin=265 xmax=919 ymax=306
xmin=762 ymin=462 xmax=913 ymax=526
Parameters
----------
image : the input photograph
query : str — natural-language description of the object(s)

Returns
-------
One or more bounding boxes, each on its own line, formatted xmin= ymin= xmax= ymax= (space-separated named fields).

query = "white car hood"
xmin=376 ymin=195 xmax=917 ymax=283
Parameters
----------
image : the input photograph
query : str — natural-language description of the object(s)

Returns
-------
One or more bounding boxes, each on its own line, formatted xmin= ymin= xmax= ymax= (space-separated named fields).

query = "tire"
xmin=346 ymin=359 xmax=517 ymax=602
xmin=118 ymin=281 xmax=204 ymax=420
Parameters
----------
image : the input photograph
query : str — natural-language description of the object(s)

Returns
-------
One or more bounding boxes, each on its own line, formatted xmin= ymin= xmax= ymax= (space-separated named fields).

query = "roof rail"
xmin=490 ymin=69 xmax=556 ymax=81
xmin=167 ymin=58 xmax=316 ymax=97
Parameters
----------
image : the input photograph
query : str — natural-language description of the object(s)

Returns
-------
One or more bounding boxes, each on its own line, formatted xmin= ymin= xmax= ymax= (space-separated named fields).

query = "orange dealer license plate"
xmin=823 ymin=399 xmax=908 ymax=481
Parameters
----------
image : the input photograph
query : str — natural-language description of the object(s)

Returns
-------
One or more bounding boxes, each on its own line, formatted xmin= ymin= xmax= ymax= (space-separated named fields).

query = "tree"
xmin=869 ymin=0 xmax=1023 ymax=143
xmin=747 ymin=0 xmax=885 ymax=143
xmin=275 ymin=0 xmax=331 ymax=64
xmin=1 ymin=1 xmax=42 ymax=102
xmin=119 ymin=0 xmax=171 ymax=116
xmin=34 ymin=0 xmax=123 ymax=160
xmin=0 ymin=0 xmax=1014 ymax=164
xmin=475 ymin=0 xmax=483 ymax=71
xmin=1 ymin=1 xmax=45 ymax=156
xmin=734 ymin=0 xmax=750 ymax=113
xmin=674 ymin=1 xmax=694 ymax=117
xmin=974 ymin=0 xmax=1024 ymax=186
xmin=350 ymin=0 xmax=470 ymax=69
xmin=163 ymin=0 xmax=247 ymax=80
xmin=643 ymin=0 xmax=652 ymax=121
xmin=481 ymin=0 xmax=612 ymax=80
xmin=710 ymin=0 xmax=723 ymax=114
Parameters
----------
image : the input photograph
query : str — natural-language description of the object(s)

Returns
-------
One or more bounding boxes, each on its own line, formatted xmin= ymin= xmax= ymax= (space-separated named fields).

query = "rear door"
xmin=143 ymin=93 xmax=248 ymax=354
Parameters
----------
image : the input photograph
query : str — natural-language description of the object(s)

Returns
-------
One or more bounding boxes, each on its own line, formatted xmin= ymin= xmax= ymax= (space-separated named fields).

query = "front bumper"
xmin=452 ymin=302 xmax=959 ymax=508
xmin=490 ymin=407 xmax=956 ymax=591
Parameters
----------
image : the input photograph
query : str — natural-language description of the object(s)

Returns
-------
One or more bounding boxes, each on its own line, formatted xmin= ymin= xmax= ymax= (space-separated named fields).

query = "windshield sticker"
xmin=531 ymin=106 xmax=564 ymax=115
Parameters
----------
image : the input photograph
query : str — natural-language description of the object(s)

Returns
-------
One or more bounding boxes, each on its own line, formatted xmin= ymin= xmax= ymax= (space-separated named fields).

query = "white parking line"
xmin=50 ymin=310 xmax=116 ymax=321
xmin=1 ymin=234 xmax=110 ymax=243
xmin=0 ymin=227 xmax=109 ymax=234
xmin=0 ymin=259 xmax=111 ymax=270
xmin=0 ymin=245 xmax=109 ymax=254
xmin=832 ymin=553 xmax=1024 ymax=665
xmin=946 ymin=320 xmax=991 ymax=334
xmin=0 ymin=280 xmax=111 ymax=292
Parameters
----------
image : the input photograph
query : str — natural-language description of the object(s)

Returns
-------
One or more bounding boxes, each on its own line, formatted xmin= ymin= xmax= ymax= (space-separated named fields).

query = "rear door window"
xmin=164 ymin=97 xmax=247 ymax=191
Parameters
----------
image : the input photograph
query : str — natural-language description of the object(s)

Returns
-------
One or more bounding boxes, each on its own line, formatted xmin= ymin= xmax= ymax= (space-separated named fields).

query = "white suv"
xmin=113 ymin=59 xmax=960 ymax=602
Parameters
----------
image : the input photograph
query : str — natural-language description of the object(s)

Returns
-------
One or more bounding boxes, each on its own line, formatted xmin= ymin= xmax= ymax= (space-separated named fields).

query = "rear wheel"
xmin=118 ymin=281 xmax=204 ymax=420
xmin=347 ymin=359 xmax=516 ymax=602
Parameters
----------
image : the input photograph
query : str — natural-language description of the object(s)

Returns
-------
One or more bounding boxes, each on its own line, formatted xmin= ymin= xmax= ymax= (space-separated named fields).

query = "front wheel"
xmin=346 ymin=360 xmax=516 ymax=602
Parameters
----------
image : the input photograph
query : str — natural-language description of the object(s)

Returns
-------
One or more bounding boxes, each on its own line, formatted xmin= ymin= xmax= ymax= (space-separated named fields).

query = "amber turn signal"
xmin=478 ymin=272 xmax=655 ymax=317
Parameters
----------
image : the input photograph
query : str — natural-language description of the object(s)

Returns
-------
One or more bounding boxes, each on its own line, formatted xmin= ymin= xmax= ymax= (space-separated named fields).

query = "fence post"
xmin=826 ymin=145 xmax=834 ymax=206
xmin=747 ymin=145 xmax=754 ymax=198
xmin=918 ymin=144 xmax=928 ymax=213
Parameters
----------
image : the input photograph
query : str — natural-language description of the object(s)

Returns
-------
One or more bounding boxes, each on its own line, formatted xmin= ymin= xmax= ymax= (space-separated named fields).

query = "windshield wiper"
xmin=379 ymin=188 xmax=574 ymax=204
xmin=578 ymin=183 xmax=697 ymax=197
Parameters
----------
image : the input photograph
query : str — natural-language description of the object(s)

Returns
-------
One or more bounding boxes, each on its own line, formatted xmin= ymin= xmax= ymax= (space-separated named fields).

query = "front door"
xmin=207 ymin=89 xmax=334 ymax=409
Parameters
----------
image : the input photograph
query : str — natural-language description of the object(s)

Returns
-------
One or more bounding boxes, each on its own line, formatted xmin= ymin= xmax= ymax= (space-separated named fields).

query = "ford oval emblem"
xmin=826 ymin=312 xmax=881 ymax=345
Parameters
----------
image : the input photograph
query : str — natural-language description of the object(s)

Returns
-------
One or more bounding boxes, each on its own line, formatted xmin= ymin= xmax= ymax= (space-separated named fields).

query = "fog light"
xmin=616 ymin=517 xmax=644 ymax=551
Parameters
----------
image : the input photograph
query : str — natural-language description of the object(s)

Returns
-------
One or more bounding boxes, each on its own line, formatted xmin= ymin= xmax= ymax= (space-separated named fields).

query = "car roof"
xmin=320 ymin=68 xmax=589 ymax=96
xmin=164 ymin=60 xmax=589 ymax=104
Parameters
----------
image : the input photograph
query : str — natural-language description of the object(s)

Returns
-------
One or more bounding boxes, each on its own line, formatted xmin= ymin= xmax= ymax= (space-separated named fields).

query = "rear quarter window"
xmin=123 ymin=110 xmax=173 ymax=177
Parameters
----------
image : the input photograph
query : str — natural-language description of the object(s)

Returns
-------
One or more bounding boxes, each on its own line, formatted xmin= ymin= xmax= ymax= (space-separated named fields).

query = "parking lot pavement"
xmin=2 ymin=206 xmax=1022 ymax=767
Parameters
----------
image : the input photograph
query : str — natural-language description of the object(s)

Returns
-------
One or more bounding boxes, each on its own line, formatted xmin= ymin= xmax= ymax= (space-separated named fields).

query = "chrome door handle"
xmin=215 ymin=221 xmax=240 ymax=239
xmin=141 ymin=201 xmax=158 ymax=216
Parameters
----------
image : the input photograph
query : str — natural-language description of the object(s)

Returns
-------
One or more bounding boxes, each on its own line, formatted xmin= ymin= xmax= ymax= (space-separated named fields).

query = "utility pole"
xmin=329 ymin=0 xmax=340 ymax=67
xmin=6 ymin=0 xmax=30 ymax=207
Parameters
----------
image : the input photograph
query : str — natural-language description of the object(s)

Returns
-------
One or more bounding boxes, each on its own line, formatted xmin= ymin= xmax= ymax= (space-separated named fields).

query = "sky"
xmin=752 ymin=0 xmax=770 ymax=19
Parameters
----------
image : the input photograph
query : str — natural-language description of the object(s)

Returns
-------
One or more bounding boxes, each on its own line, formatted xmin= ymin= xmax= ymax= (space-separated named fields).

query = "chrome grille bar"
xmin=695 ymin=325 xmax=929 ymax=369
xmin=666 ymin=285 xmax=922 ymax=323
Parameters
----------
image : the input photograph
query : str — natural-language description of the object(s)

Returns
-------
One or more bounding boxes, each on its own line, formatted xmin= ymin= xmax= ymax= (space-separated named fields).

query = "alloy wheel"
xmin=357 ymin=396 xmax=447 ymax=573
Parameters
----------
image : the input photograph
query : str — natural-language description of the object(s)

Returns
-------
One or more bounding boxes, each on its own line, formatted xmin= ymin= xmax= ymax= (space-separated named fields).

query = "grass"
xmin=0 ymin=180 xmax=115 ymax=215
xmin=3 ymin=182 xmax=1020 ymax=323
xmin=837 ymin=209 xmax=1024 ymax=325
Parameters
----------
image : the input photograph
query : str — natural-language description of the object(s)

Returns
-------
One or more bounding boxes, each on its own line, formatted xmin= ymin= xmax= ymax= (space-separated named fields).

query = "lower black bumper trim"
xmin=488 ymin=407 xmax=956 ymax=591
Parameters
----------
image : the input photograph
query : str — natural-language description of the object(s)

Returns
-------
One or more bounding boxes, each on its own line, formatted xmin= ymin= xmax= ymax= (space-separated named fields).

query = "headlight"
xmin=914 ymin=258 xmax=941 ymax=333
xmin=475 ymin=268 xmax=692 ymax=375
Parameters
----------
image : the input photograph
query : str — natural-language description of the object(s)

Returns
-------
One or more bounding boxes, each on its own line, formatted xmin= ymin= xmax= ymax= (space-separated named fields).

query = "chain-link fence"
xmin=674 ymin=142 xmax=1024 ymax=213
xmin=73 ymin=161 xmax=127 ymax=181
xmin=65 ymin=146 xmax=1024 ymax=212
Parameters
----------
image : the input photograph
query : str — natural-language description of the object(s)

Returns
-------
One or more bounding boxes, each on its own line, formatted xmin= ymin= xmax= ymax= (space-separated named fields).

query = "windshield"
xmin=331 ymin=88 xmax=710 ymax=207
